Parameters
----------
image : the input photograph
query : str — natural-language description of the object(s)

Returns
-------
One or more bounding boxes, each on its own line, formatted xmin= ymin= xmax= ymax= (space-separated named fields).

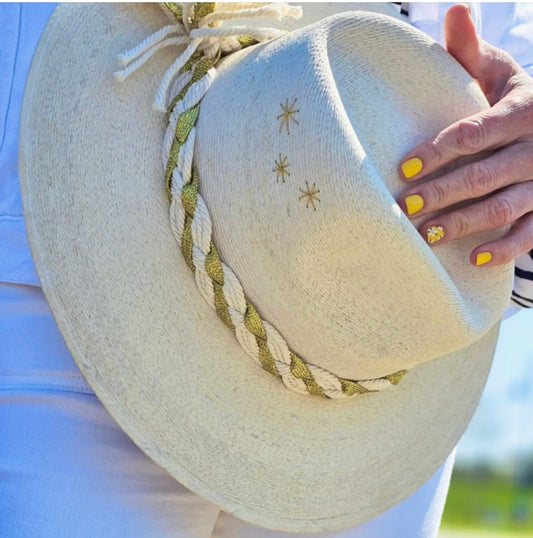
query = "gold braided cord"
xmin=165 ymin=54 xmax=220 ymax=199
xmin=164 ymin=2 xmax=184 ymax=24
xmin=290 ymin=353 xmax=325 ymax=397
xmin=164 ymin=4 xmax=408 ymax=398
xmin=237 ymin=35 xmax=259 ymax=48
xmin=164 ymin=2 xmax=217 ymax=26
xmin=385 ymin=370 xmax=407 ymax=386
xmin=193 ymin=2 xmax=217 ymax=24
xmin=206 ymin=244 xmax=236 ymax=330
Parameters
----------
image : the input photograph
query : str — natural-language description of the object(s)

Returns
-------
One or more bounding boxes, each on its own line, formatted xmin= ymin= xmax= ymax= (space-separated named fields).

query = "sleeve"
xmin=512 ymin=251 xmax=533 ymax=308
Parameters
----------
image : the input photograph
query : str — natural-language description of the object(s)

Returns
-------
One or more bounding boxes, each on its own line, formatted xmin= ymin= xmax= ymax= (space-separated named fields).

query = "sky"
xmin=455 ymin=307 xmax=533 ymax=466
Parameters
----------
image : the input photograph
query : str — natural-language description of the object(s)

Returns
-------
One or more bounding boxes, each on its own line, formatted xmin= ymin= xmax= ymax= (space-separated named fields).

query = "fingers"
xmin=444 ymin=3 xmax=521 ymax=103
xmin=400 ymin=141 xmax=533 ymax=218
xmin=400 ymin=94 xmax=533 ymax=183
xmin=397 ymin=3 xmax=533 ymax=268
xmin=444 ymin=4 xmax=481 ymax=77
xmin=470 ymin=211 xmax=533 ymax=266
xmin=402 ymin=2 xmax=533 ymax=185
xmin=413 ymin=181 xmax=533 ymax=266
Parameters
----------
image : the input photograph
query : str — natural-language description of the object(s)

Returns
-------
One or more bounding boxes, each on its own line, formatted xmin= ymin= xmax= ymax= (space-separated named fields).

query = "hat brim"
xmin=20 ymin=3 xmax=500 ymax=532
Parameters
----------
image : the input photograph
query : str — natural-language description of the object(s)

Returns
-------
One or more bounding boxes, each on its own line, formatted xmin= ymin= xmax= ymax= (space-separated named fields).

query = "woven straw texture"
xmin=19 ymin=3 xmax=512 ymax=532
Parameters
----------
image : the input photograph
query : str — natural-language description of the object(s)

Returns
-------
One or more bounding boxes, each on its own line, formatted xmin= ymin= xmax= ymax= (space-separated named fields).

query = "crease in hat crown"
xmin=115 ymin=2 xmax=407 ymax=399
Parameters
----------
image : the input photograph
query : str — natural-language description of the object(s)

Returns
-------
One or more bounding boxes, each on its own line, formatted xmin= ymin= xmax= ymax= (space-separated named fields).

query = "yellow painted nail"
xmin=405 ymin=194 xmax=424 ymax=215
xmin=475 ymin=251 xmax=492 ymax=266
xmin=401 ymin=157 xmax=423 ymax=179
xmin=427 ymin=225 xmax=445 ymax=244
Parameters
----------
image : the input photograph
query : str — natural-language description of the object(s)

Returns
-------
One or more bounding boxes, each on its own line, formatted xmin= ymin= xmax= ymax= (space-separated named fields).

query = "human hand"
xmin=398 ymin=3 xmax=533 ymax=267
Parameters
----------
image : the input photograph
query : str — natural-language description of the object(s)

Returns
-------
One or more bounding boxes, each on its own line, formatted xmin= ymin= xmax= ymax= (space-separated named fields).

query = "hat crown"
xmin=196 ymin=13 xmax=512 ymax=379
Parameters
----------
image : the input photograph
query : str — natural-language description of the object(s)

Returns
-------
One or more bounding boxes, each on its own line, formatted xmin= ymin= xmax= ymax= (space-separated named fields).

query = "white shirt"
xmin=0 ymin=2 xmax=55 ymax=286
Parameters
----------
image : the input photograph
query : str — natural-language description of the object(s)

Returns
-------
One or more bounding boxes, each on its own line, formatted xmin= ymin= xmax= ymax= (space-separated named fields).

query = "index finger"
xmin=399 ymin=102 xmax=522 ymax=181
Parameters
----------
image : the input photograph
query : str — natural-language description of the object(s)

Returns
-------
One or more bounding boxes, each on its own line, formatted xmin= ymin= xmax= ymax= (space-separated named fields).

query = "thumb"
xmin=444 ymin=4 xmax=481 ymax=75
xmin=444 ymin=3 xmax=519 ymax=103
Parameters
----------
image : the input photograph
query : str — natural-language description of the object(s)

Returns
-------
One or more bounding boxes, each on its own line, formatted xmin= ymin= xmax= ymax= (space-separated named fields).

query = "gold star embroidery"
xmin=273 ymin=154 xmax=290 ymax=183
xmin=277 ymin=98 xmax=299 ymax=134
xmin=299 ymin=181 xmax=320 ymax=210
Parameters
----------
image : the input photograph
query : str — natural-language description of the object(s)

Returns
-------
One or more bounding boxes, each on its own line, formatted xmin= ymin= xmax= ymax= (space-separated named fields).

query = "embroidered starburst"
xmin=273 ymin=154 xmax=290 ymax=183
xmin=299 ymin=181 xmax=320 ymax=210
xmin=277 ymin=98 xmax=299 ymax=134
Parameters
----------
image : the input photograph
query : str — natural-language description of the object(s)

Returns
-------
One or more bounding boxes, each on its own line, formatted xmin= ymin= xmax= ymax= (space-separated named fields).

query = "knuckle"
xmin=488 ymin=197 xmax=515 ymax=228
xmin=505 ymin=93 xmax=526 ymax=113
xmin=521 ymin=95 xmax=533 ymax=128
xmin=495 ymin=244 xmax=516 ymax=265
xmin=518 ymin=214 xmax=533 ymax=252
xmin=455 ymin=119 xmax=487 ymax=154
xmin=526 ymin=95 xmax=533 ymax=124
xmin=504 ymin=91 xmax=533 ymax=125
xmin=463 ymin=161 xmax=497 ymax=197
xmin=517 ymin=231 xmax=533 ymax=256
xmin=499 ymin=231 xmax=529 ymax=264
xmin=449 ymin=211 xmax=471 ymax=239
xmin=429 ymin=180 xmax=449 ymax=208
xmin=429 ymin=139 xmax=444 ymax=163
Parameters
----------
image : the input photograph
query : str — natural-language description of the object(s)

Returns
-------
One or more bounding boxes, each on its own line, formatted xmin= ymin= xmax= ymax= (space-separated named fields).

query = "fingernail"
xmin=401 ymin=157 xmax=423 ymax=179
xmin=460 ymin=2 xmax=472 ymax=16
xmin=405 ymin=194 xmax=424 ymax=215
xmin=475 ymin=251 xmax=492 ymax=266
xmin=427 ymin=225 xmax=445 ymax=244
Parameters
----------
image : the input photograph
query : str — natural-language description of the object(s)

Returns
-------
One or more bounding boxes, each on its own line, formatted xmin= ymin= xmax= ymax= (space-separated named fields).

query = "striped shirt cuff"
xmin=512 ymin=250 xmax=533 ymax=308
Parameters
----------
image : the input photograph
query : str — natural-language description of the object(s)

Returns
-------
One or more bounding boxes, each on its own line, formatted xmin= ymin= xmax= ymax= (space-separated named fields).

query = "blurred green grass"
xmin=439 ymin=530 xmax=526 ymax=538
xmin=440 ymin=467 xmax=533 ymax=536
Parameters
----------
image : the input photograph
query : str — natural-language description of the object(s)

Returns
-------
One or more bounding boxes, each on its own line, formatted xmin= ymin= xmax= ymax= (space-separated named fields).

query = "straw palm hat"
xmin=19 ymin=2 xmax=512 ymax=532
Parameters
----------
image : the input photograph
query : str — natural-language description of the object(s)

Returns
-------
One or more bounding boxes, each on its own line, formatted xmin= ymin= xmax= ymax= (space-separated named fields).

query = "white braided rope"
xmin=165 ymin=92 xmax=394 ymax=398
xmin=198 ymin=4 xmax=301 ymax=26
xmin=115 ymin=3 xmax=302 ymax=109
xmin=116 ymin=25 xmax=186 ymax=67
xmin=116 ymin=3 xmax=399 ymax=398
xmin=214 ymin=3 xmax=274 ymax=12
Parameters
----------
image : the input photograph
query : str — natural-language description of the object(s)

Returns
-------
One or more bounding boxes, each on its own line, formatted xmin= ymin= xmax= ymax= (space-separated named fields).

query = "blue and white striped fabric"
xmin=513 ymin=251 xmax=533 ymax=308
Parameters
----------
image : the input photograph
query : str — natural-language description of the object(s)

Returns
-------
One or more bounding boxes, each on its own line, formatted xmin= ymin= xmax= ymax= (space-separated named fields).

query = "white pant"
xmin=0 ymin=283 xmax=454 ymax=537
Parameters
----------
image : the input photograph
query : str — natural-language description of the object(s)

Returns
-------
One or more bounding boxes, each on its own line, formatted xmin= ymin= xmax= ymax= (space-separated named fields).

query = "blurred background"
xmin=440 ymin=307 xmax=533 ymax=537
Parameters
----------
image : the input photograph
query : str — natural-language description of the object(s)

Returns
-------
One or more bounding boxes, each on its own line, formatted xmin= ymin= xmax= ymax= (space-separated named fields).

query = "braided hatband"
xmin=117 ymin=2 xmax=407 ymax=398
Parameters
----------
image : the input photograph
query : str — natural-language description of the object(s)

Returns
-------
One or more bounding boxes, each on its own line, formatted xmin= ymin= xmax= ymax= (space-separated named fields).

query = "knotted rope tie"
xmin=116 ymin=2 xmax=407 ymax=398
xmin=115 ymin=2 xmax=302 ymax=111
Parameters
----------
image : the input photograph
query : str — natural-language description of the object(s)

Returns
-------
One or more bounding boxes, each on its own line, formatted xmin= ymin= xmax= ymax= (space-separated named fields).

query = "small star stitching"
xmin=299 ymin=181 xmax=320 ymax=210
xmin=277 ymin=98 xmax=299 ymax=134
xmin=273 ymin=154 xmax=290 ymax=182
